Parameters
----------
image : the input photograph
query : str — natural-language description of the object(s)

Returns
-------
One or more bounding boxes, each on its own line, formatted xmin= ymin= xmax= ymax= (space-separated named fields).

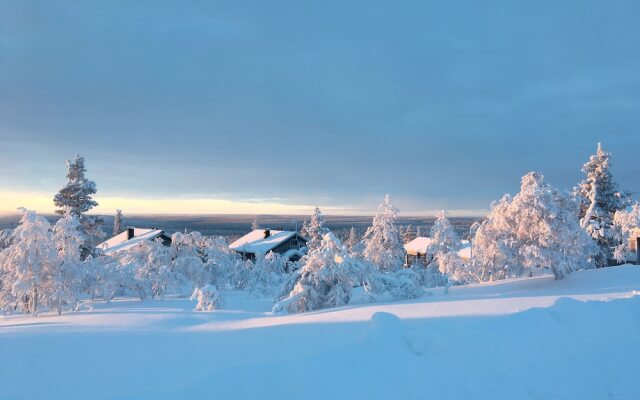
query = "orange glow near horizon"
xmin=0 ymin=191 xmax=488 ymax=217
xmin=0 ymin=191 xmax=347 ymax=216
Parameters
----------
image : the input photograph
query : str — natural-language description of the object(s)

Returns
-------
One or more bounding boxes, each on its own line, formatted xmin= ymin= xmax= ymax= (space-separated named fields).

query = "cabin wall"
xmin=271 ymin=234 xmax=307 ymax=255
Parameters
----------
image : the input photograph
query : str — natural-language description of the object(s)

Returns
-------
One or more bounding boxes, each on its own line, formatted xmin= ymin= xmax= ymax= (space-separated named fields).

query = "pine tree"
xmin=362 ymin=195 xmax=405 ymax=272
xmin=53 ymin=155 xmax=104 ymax=257
xmin=574 ymin=143 xmax=629 ymax=266
xmin=113 ymin=209 xmax=123 ymax=236
xmin=251 ymin=218 xmax=260 ymax=231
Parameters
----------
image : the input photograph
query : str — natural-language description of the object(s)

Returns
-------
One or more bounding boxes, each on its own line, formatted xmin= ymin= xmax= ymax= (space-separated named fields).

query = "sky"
xmin=0 ymin=1 xmax=639 ymax=216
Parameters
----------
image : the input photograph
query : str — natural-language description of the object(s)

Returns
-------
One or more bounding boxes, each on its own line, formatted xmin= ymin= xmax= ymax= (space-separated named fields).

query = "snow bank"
xmin=1 ymin=266 xmax=639 ymax=399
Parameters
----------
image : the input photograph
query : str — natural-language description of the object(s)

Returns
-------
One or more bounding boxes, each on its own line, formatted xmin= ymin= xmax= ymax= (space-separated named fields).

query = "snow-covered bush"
xmin=362 ymin=195 xmax=405 ymax=272
xmin=191 ymin=285 xmax=223 ymax=311
xmin=433 ymin=252 xmax=476 ymax=285
xmin=202 ymin=235 xmax=241 ymax=287
xmin=363 ymin=267 xmax=424 ymax=302
xmin=273 ymin=232 xmax=356 ymax=314
xmin=233 ymin=251 xmax=287 ymax=298
xmin=474 ymin=172 xmax=596 ymax=281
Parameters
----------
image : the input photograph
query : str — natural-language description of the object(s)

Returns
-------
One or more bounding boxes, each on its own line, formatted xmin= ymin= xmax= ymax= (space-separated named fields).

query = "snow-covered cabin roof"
xmin=404 ymin=238 xmax=472 ymax=259
xmin=229 ymin=229 xmax=304 ymax=254
xmin=96 ymin=228 xmax=169 ymax=255
xmin=457 ymin=240 xmax=472 ymax=260
xmin=404 ymin=237 xmax=434 ymax=256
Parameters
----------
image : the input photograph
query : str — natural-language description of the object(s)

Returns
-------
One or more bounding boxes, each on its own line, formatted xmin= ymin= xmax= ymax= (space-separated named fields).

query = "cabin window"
xmin=290 ymin=239 xmax=299 ymax=247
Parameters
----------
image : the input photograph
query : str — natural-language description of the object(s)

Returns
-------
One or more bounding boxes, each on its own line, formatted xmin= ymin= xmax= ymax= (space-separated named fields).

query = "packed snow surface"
xmin=2 ymin=265 xmax=640 ymax=400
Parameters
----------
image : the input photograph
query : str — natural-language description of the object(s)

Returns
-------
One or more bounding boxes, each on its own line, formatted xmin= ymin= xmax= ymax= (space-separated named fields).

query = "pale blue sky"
xmin=0 ymin=1 xmax=639 ymax=215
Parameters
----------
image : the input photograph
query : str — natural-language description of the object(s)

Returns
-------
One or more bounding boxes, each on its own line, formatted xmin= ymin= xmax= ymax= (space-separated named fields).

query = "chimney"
xmin=263 ymin=229 xmax=271 ymax=239
xmin=127 ymin=228 xmax=134 ymax=240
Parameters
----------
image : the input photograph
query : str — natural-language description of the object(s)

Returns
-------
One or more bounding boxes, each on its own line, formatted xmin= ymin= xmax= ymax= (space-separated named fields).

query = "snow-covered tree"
xmin=251 ymin=218 xmax=260 ymax=231
xmin=574 ymin=143 xmax=629 ymax=266
xmin=0 ymin=209 xmax=58 ymax=316
xmin=432 ymin=252 xmax=474 ymax=285
xmin=428 ymin=210 xmax=461 ymax=255
xmin=362 ymin=266 xmax=424 ymax=302
xmin=53 ymin=155 xmax=104 ymax=257
xmin=415 ymin=226 xmax=423 ymax=238
xmin=241 ymin=251 xmax=287 ymax=297
xmin=113 ymin=209 xmax=123 ymax=236
xmin=51 ymin=209 xmax=86 ymax=314
xmin=171 ymin=231 xmax=209 ymax=291
xmin=116 ymin=239 xmax=174 ymax=299
xmin=191 ymin=285 xmax=222 ymax=311
xmin=613 ymin=203 xmax=640 ymax=262
xmin=273 ymin=232 xmax=356 ymax=314
xmin=0 ymin=229 xmax=13 ymax=251
xmin=473 ymin=172 xmax=596 ymax=281
xmin=401 ymin=225 xmax=415 ymax=243
xmin=345 ymin=227 xmax=359 ymax=253
xmin=301 ymin=206 xmax=328 ymax=251
xmin=362 ymin=195 xmax=405 ymax=272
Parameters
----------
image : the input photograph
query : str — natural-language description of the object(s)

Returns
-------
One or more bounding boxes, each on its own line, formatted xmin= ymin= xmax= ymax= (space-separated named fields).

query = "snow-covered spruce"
xmin=273 ymin=232 xmax=356 ymax=314
xmin=0 ymin=209 xmax=84 ymax=316
xmin=53 ymin=155 xmax=104 ymax=258
xmin=362 ymin=195 xmax=404 ymax=272
xmin=301 ymin=206 xmax=328 ymax=252
xmin=428 ymin=210 xmax=461 ymax=255
xmin=574 ymin=143 xmax=629 ymax=266
xmin=473 ymin=172 xmax=596 ymax=281
xmin=113 ymin=209 xmax=123 ymax=236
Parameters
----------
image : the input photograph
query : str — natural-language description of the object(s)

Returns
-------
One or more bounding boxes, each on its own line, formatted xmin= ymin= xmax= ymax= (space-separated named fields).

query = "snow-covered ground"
xmin=2 ymin=265 xmax=640 ymax=400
